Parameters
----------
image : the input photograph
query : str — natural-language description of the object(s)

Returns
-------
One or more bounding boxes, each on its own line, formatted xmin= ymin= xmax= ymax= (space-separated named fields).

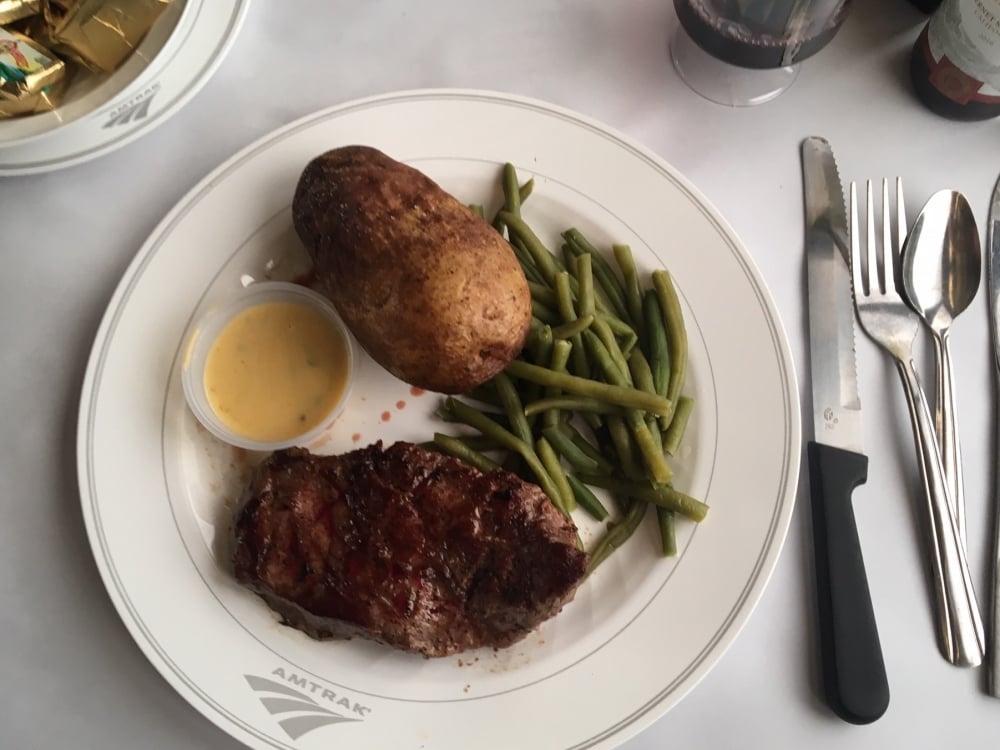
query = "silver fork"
xmin=850 ymin=178 xmax=985 ymax=667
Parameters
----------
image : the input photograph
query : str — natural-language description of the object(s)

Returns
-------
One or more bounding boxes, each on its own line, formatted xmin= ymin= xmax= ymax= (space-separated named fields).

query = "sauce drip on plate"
xmin=204 ymin=301 xmax=349 ymax=442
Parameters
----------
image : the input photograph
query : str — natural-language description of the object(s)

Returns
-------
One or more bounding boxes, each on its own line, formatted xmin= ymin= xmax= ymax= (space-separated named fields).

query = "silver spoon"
xmin=902 ymin=190 xmax=982 ymax=549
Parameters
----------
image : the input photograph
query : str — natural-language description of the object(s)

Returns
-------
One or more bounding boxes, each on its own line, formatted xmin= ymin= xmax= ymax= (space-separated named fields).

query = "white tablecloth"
xmin=3 ymin=0 xmax=1000 ymax=747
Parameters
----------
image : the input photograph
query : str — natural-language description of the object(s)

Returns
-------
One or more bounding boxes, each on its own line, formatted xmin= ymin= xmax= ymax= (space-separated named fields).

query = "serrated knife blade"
xmin=804 ymin=139 xmax=862 ymax=453
xmin=802 ymin=137 xmax=888 ymax=725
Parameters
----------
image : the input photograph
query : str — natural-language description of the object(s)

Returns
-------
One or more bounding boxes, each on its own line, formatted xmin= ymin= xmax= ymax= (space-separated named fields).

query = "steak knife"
xmin=987 ymin=175 xmax=1000 ymax=697
xmin=802 ymin=137 xmax=889 ymax=724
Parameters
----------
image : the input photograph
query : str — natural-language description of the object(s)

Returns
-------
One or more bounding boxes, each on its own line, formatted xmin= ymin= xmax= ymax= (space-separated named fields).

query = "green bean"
xmin=500 ymin=212 xmax=562 ymax=285
xmin=565 ymin=242 xmax=628 ymax=321
xmin=629 ymin=348 xmax=667 ymax=458
xmin=491 ymin=163 xmax=523 ymax=233
xmin=536 ymin=436 xmax=575 ymax=512
xmin=605 ymin=415 xmax=643 ymax=480
xmin=529 ymin=324 xmax=554 ymax=368
xmin=524 ymin=325 xmax=554 ymax=423
xmin=628 ymin=348 xmax=656 ymax=395
xmin=554 ymin=271 xmax=577 ymax=323
xmin=566 ymin=474 xmax=609 ymax=521
xmin=643 ymin=289 xmax=670 ymax=398
xmin=436 ymin=402 xmax=509 ymax=428
xmin=576 ymin=253 xmax=596 ymax=316
xmin=587 ymin=500 xmax=647 ymax=573
xmin=527 ymin=280 xmax=559 ymax=307
xmin=568 ymin=331 xmax=590 ymax=381
xmin=613 ymin=243 xmax=643 ymax=328
xmin=494 ymin=372 xmax=532 ymax=445
xmin=582 ymin=329 xmax=627 ymax=387
xmin=523 ymin=396 xmax=626 ymax=417
xmin=504 ymin=360 xmax=671 ymax=416
xmin=588 ymin=335 xmax=668 ymax=483
xmin=502 ymin=163 xmax=522 ymax=217
xmin=595 ymin=310 xmax=638 ymax=339
xmin=562 ymin=423 xmax=616 ymax=474
xmin=663 ymin=395 xmax=695 ymax=456
xmin=451 ymin=433 xmax=505 ymax=452
xmin=551 ymin=314 xmax=594 ymax=340
xmin=563 ymin=229 xmax=630 ymax=320
xmin=432 ymin=433 xmax=499 ymax=472
xmin=577 ymin=474 xmax=708 ymax=522
xmin=542 ymin=339 xmax=573 ymax=430
xmin=463 ymin=382 xmax=502 ymax=408
xmin=468 ymin=204 xmax=485 ymax=218
xmin=646 ymin=414 xmax=664 ymax=455
xmin=542 ymin=425 xmax=601 ymax=473
xmin=656 ymin=507 xmax=678 ymax=556
xmin=653 ymin=270 xmax=688 ymax=428
xmin=444 ymin=398 xmax=567 ymax=514
xmin=591 ymin=318 xmax=632 ymax=385
xmin=619 ymin=331 xmax=639 ymax=359
xmin=531 ymin=299 xmax=560 ymax=325
xmin=625 ymin=409 xmax=673 ymax=484
xmin=519 ymin=177 xmax=534 ymax=204
xmin=511 ymin=238 xmax=546 ymax=285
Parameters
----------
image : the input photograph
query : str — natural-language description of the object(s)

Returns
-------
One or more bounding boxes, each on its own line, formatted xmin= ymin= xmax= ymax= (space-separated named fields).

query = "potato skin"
xmin=292 ymin=146 xmax=531 ymax=394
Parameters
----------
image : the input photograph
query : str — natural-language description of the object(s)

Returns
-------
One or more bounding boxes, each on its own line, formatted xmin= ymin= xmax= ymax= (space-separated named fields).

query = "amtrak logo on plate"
xmin=245 ymin=668 xmax=371 ymax=740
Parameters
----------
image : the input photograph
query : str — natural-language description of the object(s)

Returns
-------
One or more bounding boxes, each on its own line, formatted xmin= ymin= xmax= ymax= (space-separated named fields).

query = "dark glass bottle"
xmin=908 ymin=0 xmax=942 ymax=11
xmin=909 ymin=0 xmax=1000 ymax=121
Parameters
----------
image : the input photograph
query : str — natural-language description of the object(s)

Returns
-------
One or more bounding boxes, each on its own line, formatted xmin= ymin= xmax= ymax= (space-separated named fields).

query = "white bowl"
xmin=0 ymin=0 xmax=249 ymax=174
xmin=0 ymin=1 xmax=184 ymax=146
xmin=181 ymin=281 xmax=355 ymax=452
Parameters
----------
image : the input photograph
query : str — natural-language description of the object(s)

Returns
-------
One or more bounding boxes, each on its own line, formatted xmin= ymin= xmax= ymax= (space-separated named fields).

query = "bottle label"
xmin=927 ymin=0 xmax=1000 ymax=102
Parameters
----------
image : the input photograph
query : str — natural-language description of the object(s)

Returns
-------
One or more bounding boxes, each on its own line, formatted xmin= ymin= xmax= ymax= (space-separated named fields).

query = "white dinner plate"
xmin=77 ymin=90 xmax=800 ymax=750
xmin=0 ymin=0 xmax=249 ymax=175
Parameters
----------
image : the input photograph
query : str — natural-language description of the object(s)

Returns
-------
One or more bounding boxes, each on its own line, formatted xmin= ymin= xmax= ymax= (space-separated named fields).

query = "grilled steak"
xmin=231 ymin=442 xmax=588 ymax=657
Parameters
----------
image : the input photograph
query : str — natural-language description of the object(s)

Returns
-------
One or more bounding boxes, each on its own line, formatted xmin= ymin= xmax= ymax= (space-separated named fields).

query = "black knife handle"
xmin=807 ymin=441 xmax=889 ymax=724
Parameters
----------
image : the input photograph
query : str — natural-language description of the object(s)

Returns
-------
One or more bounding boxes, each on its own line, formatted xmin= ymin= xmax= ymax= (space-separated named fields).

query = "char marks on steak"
xmin=231 ymin=442 xmax=588 ymax=657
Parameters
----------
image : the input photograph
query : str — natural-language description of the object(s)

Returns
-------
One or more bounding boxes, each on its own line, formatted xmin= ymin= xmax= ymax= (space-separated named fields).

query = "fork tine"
xmin=850 ymin=181 xmax=865 ymax=297
xmin=897 ymin=177 xmax=907 ymax=251
xmin=866 ymin=180 xmax=879 ymax=294
xmin=882 ymin=178 xmax=898 ymax=294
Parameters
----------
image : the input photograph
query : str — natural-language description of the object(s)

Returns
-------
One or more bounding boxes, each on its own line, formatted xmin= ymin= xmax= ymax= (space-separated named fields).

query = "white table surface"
xmin=3 ymin=0 xmax=1000 ymax=747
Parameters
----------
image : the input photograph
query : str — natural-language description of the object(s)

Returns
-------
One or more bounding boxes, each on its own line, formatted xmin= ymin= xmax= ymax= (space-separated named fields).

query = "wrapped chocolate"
xmin=0 ymin=25 xmax=64 ymax=100
xmin=43 ymin=0 xmax=171 ymax=73
xmin=0 ymin=71 xmax=63 ymax=116
xmin=0 ymin=0 xmax=40 ymax=26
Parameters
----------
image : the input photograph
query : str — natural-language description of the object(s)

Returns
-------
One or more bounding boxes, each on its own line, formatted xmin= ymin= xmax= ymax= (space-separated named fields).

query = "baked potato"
xmin=292 ymin=145 xmax=532 ymax=394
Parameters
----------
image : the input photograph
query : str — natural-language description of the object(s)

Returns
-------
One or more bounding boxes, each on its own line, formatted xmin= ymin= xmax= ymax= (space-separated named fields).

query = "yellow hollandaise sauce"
xmin=204 ymin=301 xmax=350 ymax=443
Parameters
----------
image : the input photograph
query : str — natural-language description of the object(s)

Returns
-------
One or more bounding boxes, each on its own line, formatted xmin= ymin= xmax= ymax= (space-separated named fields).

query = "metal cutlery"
xmin=850 ymin=178 xmax=985 ymax=668
xmin=986 ymin=175 xmax=1000 ymax=696
xmin=802 ymin=137 xmax=888 ymax=724
xmin=901 ymin=191 xmax=982 ymax=549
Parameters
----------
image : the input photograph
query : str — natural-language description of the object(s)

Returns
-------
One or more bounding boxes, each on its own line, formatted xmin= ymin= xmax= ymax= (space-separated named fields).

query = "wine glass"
xmin=670 ymin=0 xmax=855 ymax=106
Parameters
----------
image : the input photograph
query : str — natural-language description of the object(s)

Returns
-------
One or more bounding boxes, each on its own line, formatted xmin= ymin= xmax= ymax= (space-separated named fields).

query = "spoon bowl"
xmin=902 ymin=190 xmax=982 ymax=330
xmin=901 ymin=188 xmax=982 ymax=548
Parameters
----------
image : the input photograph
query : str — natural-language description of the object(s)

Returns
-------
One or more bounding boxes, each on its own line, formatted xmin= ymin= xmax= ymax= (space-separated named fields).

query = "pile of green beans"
xmin=435 ymin=163 xmax=703 ymax=572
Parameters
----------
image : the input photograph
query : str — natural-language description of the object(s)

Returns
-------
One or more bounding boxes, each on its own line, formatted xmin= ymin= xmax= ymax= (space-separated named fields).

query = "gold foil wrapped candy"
xmin=0 ymin=25 xmax=64 ymax=100
xmin=0 ymin=74 xmax=62 ymax=117
xmin=0 ymin=0 xmax=172 ymax=120
xmin=43 ymin=0 xmax=172 ymax=72
xmin=0 ymin=0 xmax=40 ymax=25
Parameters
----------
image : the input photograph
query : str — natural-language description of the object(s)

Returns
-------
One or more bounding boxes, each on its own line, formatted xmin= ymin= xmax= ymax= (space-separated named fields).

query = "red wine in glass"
xmin=673 ymin=0 xmax=853 ymax=70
